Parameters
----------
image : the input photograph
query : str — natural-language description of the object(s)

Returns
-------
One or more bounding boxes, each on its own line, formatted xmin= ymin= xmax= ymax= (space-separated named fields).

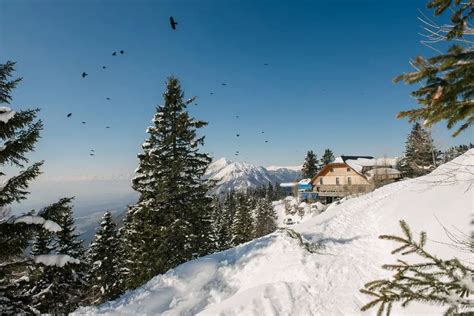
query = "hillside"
xmin=75 ymin=150 xmax=473 ymax=315
xmin=204 ymin=158 xmax=300 ymax=195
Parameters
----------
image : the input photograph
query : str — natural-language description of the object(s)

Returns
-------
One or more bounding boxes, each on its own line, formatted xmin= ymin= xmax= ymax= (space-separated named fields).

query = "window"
xmin=319 ymin=178 xmax=323 ymax=185
xmin=347 ymin=177 xmax=352 ymax=185
xmin=330 ymin=168 xmax=334 ymax=172
xmin=336 ymin=177 xmax=340 ymax=185
xmin=347 ymin=167 xmax=351 ymax=172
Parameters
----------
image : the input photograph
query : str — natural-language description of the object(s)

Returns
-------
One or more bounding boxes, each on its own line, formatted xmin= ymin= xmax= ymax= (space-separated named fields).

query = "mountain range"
xmin=204 ymin=158 xmax=301 ymax=195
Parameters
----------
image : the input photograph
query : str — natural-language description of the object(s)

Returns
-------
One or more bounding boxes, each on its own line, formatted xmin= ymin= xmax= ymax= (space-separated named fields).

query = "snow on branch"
xmin=14 ymin=215 xmax=62 ymax=232
xmin=35 ymin=254 xmax=80 ymax=267
xmin=0 ymin=106 xmax=16 ymax=123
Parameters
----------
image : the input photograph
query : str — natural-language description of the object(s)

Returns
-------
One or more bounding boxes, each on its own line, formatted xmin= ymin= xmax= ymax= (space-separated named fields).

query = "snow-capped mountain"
xmin=204 ymin=158 xmax=301 ymax=195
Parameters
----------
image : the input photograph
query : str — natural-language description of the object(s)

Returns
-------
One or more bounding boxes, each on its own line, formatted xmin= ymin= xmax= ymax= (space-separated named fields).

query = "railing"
xmin=314 ymin=184 xmax=372 ymax=196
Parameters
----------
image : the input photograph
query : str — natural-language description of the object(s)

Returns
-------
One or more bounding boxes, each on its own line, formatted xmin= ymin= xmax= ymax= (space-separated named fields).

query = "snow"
xmin=14 ymin=216 xmax=62 ymax=232
xmin=345 ymin=157 xmax=398 ymax=174
xmin=298 ymin=178 xmax=311 ymax=185
xmin=460 ymin=275 xmax=474 ymax=292
xmin=42 ymin=220 xmax=62 ymax=232
xmin=76 ymin=150 xmax=474 ymax=315
xmin=0 ymin=107 xmax=15 ymax=123
xmin=35 ymin=254 xmax=80 ymax=267
xmin=366 ymin=167 xmax=400 ymax=177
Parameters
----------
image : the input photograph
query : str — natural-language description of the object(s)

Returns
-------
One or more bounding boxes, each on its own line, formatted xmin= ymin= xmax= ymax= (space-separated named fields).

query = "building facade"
xmin=311 ymin=162 xmax=373 ymax=203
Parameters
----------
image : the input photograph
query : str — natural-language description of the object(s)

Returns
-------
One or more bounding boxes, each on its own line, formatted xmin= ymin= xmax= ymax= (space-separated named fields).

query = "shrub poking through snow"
xmin=360 ymin=220 xmax=473 ymax=316
xmin=279 ymin=228 xmax=322 ymax=254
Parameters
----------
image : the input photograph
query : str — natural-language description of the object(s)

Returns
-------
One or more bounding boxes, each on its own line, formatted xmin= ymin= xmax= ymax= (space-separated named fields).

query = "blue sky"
xmin=1 ymin=0 xmax=471 ymax=179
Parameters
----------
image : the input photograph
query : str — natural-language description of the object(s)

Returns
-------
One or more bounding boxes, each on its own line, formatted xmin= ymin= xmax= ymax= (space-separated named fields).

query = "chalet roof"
xmin=340 ymin=155 xmax=374 ymax=163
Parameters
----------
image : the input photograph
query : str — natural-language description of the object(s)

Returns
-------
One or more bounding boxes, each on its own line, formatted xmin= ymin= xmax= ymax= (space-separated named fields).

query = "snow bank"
xmin=14 ymin=215 xmax=62 ymax=232
xmin=76 ymin=150 xmax=474 ymax=315
xmin=35 ymin=254 xmax=80 ymax=267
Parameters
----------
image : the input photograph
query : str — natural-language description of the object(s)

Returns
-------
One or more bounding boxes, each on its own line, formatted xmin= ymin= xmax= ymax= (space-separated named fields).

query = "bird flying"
xmin=112 ymin=52 xmax=117 ymax=56
xmin=106 ymin=126 xmax=110 ymax=129
xmin=120 ymin=50 xmax=125 ymax=54
xmin=82 ymin=121 xmax=86 ymax=124
xmin=236 ymin=134 xmax=240 ymax=137
xmin=102 ymin=66 xmax=107 ymax=69
xmin=169 ymin=16 xmax=178 ymax=30
xmin=81 ymin=72 xmax=88 ymax=78
xmin=67 ymin=113 xmax=72 ymax=118
xmin=221 ymin=83 xmax=226 ymax=86
xmin=106 ymin=97 xmax=111 ymax=100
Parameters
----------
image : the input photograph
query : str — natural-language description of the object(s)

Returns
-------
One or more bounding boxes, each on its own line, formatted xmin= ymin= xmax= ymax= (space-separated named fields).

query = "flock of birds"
xmin=72 ymin=16 xmax=271 ymax=158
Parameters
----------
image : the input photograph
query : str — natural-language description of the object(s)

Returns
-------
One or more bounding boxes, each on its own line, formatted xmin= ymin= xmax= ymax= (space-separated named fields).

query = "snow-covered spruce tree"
xmin=123 ymin=77 xmax=214 ymax=289
xmin=301 ymin=150 xmax=320 ymax=179
xmin=274 ymin=182 xmax=285 ymax=200
xmin=254 ymin=197 xmax=277 ymax=238
xmin=0 ymin=60 xmax=44 ymax=314
xmin=29 ymin=197 xmax=87 ymax=314
xmin=320 ymin=148 xmax=335 ymax=168
xmin=394 ymin=0 xmax=473 ymax=137
xmin=212 ymin=194 xmax=234 ymax=251
xmin=399 ymin=122 xmax=441 ymax=178
xmin=86 ymin=211 xmax=122 ymax=305
xmin=361 ymin=220 xmax=473 ymax=316
xmin=231 ymin=192 xmax=254 ymax=246
xmin=266 ymin=182 xmax=275 ymax=201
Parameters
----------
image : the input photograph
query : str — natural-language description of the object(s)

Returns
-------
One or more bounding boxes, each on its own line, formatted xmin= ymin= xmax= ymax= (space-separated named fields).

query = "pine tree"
xmin=86 ymin=211 xmax=122 ymax=305
xmin=320 ymin=149 xmax=335 ymax=168
xmin=274 ymin=182 xmax=285 ymax=200
xmin=443 ymin=143 xmax=474 ymax=162
xmin=399 ymin=123 xmax=441 ymax=178
xmin=29 ymin=197 xmax=87 ymax=314
xmin=231 ymin=193 xmax=254 ymax=246
xmin=123 ymin=77 xmax=214 ymax=289
xmin=212 ymin=195 xmax=233 ymax=252
xmin=254 ymin=197 xmax=277 ymax=238
xmin=0 ymin=61 xmax=44 ymax=314
xmin=361 ymin=220 xmax=473 ymax=315
xmin=266 ymin=182 xmax=275 ymax=202
xmin=394 ymin=0 xmax=473 ymax=137
xmin=301 ymin=150 xmax=320 ymax=179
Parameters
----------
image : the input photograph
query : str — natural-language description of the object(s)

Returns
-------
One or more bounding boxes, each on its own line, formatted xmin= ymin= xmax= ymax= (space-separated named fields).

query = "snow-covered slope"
xmin=205 ymin=158 xmax=300 ymax=195
xmin=76 ymin=150 xmax=473 ymax=315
